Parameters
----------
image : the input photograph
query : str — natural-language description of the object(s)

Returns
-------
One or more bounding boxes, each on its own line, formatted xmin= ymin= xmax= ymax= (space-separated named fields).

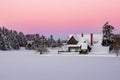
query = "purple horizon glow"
xmin=0 ymin=0 xmax=120 ymax=39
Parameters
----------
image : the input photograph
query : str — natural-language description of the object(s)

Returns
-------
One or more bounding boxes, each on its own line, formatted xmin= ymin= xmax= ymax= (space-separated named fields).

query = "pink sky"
xmin=0 ymin=0 xmax=120 ymax=39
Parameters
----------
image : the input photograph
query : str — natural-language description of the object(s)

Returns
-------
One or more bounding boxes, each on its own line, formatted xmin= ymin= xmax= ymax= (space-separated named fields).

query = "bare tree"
xmin=35 ymin=45 xmax=48 ymax=54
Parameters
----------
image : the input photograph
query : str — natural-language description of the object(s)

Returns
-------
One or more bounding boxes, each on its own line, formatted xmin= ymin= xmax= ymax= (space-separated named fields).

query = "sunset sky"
xmin=0 ymin=0 xmax=120 ymax=39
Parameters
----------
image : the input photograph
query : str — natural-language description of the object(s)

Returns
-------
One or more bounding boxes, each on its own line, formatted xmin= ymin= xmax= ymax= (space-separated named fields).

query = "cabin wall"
xmin=68 ymin=47 xmax=80 ymax=52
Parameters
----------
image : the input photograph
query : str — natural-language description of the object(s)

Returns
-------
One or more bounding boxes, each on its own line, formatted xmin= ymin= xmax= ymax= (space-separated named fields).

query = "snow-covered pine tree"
xmin=0 ymin=32 xmax=7 ymax=50
xmin=8 ymin=30 xmax=20 ymax=50
xmin=0 ymin=27 xmax=11 ymax=50
xmin=102 ymin=22 xmax=115 ymax=46
xmin=17 ymin=32 xmax=27 ymax=47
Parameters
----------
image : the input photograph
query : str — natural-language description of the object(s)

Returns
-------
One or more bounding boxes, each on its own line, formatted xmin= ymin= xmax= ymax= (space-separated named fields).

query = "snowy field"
xmin=0 ymin=48 xmax=120 ymax=80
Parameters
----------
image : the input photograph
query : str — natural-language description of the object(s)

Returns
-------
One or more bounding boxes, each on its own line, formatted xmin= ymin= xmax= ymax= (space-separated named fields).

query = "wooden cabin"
xmin=67 ymin=33 xmax=93 ymax=52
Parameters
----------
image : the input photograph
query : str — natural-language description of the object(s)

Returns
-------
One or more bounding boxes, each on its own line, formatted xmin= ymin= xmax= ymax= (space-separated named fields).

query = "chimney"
xmin=90 ymin=33 xmax=93 ymax=46
xmin=81 ymin=33 xmax=83 ymax=37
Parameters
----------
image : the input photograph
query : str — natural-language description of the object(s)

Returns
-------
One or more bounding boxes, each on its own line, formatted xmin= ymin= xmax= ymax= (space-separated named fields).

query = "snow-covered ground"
xmin=0 ymin=47 xmax=118 ymax=57
xmin=0 ymin=48 xmax=120 ymax=80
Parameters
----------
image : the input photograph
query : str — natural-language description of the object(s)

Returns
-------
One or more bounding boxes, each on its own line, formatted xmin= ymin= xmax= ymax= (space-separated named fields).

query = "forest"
xmin=0 ymin=27 xmax=62 ymax=53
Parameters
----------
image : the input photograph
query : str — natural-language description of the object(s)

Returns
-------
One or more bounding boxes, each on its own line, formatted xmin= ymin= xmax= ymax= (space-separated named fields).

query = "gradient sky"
xmin=0 ymin=0 xmax=120 ymax=39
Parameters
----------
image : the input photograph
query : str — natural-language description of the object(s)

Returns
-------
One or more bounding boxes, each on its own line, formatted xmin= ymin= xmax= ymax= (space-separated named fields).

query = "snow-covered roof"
xmin=67 ymin=34 xmax=79 ymax=41
xmin=67 ymin=34 xmax=103 ymax=47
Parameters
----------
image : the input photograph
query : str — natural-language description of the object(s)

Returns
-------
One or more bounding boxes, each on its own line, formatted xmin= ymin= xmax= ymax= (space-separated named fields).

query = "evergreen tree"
xmin=102 ymin=22 xmax=115 ymax=46
xmin=0 ymin=33 xmax=7 ymax=50
xmin=17 ymin=32 xmax=27 ymax=47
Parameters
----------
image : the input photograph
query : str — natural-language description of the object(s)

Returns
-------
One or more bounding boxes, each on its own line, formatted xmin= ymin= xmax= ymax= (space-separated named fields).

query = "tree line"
xmin=0 ymin=27 xmax=62 ymax=53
